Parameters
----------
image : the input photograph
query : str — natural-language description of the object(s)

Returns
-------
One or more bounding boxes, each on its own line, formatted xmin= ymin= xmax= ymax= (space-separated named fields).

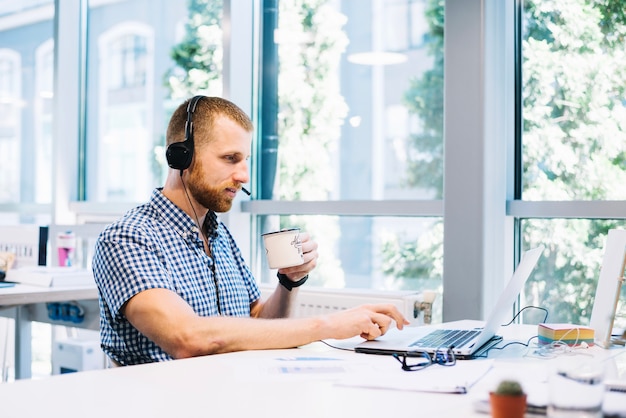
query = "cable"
xmin=501 ymin=305 xmax=549 ymax=327
xmin=318 ymin=339 xmax=356 ymax=352
xmin=180 ymin=172 xmax=222 ymax=315
xmin=473 ymin=335 xmax=538 ymax=359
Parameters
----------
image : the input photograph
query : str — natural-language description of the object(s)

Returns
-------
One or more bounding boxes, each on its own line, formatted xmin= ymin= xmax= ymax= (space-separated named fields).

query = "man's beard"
xmin=187 ymin=166 xmax=234 ymax=213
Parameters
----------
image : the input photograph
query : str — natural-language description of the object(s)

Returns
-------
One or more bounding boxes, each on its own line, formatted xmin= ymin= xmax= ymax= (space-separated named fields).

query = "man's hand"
xmin=322 ymin=303 xmax=410 ymax=341
xmin=277 ymin=232 xmax=318 ymax=282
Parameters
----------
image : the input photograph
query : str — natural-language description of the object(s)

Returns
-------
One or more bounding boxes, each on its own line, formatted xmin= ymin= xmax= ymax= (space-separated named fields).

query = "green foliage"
xmin=594 ymin=0 xmax=626 ymax=45
xmin=163 ymin=1 xmax=626 ymax=307
xmin=522 ymin=0 xmax=626 ymax=202
xmin=521 ymin=0 xmax=626 ymax=323
xmin=402 ymin=0 xmax=444 ymax=198
xmin=164 ymin=0 xmax=223 ymax=98
xmin=380 ymin=0 xmax=445 ymax=292
xmin=381 ymin=220 xmax=443 ymax=288
xmin=275 ymin=1 xmax=349 ymax=286
xmin=385 ymin=0 xmax=626 ymax=323
xmin=276 ymin=0 xmax=349 ymax=201
xmin=380 ymin=0 xmax=445 ymax=291
xmin=163 ymin=0 xmax=349 ymax=286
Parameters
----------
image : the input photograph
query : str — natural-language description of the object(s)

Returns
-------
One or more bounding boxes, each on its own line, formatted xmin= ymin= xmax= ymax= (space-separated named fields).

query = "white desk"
xmin=0 ymin=323 xmax=624 ymax=418
xmin=0 ymin=284 xmax=99 ymax=379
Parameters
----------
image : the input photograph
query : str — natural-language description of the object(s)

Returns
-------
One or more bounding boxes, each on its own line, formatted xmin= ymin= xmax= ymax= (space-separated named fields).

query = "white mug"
xmin=262 ymin=228 xmax=304 ymax=269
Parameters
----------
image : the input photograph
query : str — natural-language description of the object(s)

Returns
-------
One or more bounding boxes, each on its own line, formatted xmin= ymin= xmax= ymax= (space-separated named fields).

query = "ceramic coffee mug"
xmin=262 ymin=228 xmax=304 ymax=269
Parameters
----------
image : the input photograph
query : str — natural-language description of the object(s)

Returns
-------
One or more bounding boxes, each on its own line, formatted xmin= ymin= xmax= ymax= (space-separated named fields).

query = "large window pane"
xmin=522 ymin=1 xmax=626 ymax=201
xmin=0 ymin=1 xmax=54 ymax=211
xmin=255 ymin=214 xmax=443 ymax=322
xmin=520 ymin=0 xmax=626 ymax=328
xmin=84 ymin=0 xmax=219 ymax=203
xmin=259 ymin=0 xmax=443 ymax=202
xmin=522 ymin=219 xmax=626 ymax=327
xmin=251 ymin=0 xmax=444 ymax=314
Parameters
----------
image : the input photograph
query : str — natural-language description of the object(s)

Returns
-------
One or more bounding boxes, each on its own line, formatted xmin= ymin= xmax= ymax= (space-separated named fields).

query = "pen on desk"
xmin=402 ymin=385 xmax=468 ymax=394
xmin=431 ymin=386 xmax=467 ymax=394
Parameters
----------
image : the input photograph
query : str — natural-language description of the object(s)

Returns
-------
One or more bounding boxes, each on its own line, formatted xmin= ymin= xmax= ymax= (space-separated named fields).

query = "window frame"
xmin=6 ymin=0 xmax=626 ymax=322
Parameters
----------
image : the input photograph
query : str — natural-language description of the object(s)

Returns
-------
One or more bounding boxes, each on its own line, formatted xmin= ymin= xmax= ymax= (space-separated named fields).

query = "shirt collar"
xmin=150 ymin=188 xmax=220 ymax=241
xmin=203 ymin=210 xmax=220 ymax=240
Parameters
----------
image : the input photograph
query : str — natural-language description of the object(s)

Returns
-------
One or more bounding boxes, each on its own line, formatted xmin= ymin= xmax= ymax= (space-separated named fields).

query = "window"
xmin=35 ymin=40 xmax=54 ymax=203
xmin=4 ymin=0 xmax=623 ymax=330
xmin=0 ymin=49 xmax=21 ymax=204
xmin=247 ymin=0 xmax=444 ymax=313
xmin=0 ymin=0 xmax=55 ymax=378
xmin=82 ymin=0 xmax=221 ymax=204
xmin=0 ymin=0 xmax=53 ymax=225
xmin=517 ymin=0 xmax=626 ymax=325
xmin=106 ymin=33 xmax=147 ymax=90
xmin=92 ymin=22 xmax=153 ymax=202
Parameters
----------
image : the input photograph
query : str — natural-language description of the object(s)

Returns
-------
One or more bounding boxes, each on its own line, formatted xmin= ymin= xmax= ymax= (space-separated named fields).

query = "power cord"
xmin=501 ymin=305 xmax=549 ymax=326
xmin=472 ymin=335 xmax=539 ymax=359
xmin=318 ymin=339 xmax=356 ymax=352
xmin=488 ymin=304 xmax=595 ymax=359
xmin=473 ymin=305 xmax=548 ymax=358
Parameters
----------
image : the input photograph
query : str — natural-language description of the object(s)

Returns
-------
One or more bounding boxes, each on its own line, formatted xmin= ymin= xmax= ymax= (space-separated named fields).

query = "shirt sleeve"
xmin=93 ymin=222 xmax=175 ymax=320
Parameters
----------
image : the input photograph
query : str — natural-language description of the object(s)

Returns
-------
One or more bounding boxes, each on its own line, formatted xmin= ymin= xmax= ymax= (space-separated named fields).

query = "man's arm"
xmin=123 ymin=287 xmax=409 ymax=359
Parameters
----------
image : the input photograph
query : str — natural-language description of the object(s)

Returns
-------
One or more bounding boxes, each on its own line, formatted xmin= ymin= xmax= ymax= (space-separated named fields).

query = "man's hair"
xmin=165 ymin=96 xmax=254 ymax=148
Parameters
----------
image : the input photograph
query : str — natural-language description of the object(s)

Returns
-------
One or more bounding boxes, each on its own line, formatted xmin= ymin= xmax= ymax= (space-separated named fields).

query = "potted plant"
xmin=489 ymin=379 xmax=527 ymax=418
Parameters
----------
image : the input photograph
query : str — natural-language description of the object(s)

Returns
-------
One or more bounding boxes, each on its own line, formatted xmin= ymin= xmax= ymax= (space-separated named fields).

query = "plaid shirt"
xmin=92 ymin=188 xmax=260 ymax=365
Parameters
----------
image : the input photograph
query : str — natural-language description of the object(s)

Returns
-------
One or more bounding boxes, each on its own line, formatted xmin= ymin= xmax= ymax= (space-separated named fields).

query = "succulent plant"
xmin=494 ymin=380 xmax=525 ymax=396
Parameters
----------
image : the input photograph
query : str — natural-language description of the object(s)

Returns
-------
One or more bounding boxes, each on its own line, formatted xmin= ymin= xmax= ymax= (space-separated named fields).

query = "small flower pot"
xmin=489 ymin=392 xmax=527 ymax=418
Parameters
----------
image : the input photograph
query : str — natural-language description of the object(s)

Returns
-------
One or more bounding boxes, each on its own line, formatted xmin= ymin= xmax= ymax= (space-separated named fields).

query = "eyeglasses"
xmin=392 ymin=347 xmax=456 ymax=372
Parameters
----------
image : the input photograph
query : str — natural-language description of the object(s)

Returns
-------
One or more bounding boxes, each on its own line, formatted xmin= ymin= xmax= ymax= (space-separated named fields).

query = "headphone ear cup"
xmin=166 ymin=141 xmax=193 ymax=170
xmin=167 ymin=95 xmax=204 ymax=171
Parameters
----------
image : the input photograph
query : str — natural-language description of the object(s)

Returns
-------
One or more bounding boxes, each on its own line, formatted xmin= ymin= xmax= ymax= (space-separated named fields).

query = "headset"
xmin=165 ymin=95 xmax=251 ymax=195
xmin=166 ymin=95 xmax=205 ymax=171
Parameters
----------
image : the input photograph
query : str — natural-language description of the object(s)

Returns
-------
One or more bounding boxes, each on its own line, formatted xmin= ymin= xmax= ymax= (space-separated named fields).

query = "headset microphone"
xmin=242 ymin=187 xmax=251 ymax=196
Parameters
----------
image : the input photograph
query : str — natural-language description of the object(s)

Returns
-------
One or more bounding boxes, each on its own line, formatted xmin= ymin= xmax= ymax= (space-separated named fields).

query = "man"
xmin=92 ymin=96 xmax=408 ymax=366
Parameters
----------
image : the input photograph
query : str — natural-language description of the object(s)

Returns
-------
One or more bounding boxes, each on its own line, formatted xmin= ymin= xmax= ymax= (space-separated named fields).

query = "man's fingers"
xmin=366 ymin=304 xmax=410 ymax=330
xmin=361 ymin=321 xmax=383 ymax=340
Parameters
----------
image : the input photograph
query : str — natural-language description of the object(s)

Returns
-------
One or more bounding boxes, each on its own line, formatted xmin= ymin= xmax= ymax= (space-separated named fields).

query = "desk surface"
xmin=0 ymin=323 xmax=624 ymax=418
xmin=0 ymin=283 xmax=98 ymax=307
xmin=0 ymin=283 xmax=100 ymax=380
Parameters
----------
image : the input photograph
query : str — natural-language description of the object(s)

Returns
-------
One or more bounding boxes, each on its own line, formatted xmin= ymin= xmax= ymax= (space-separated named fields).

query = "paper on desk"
xmin=471 ymin=362 xmax=549 ymax=414
xmin=227 ymin=354 xmax=372 ymax=383
xmin=336 ymin=359 xmax=494 ymax=394
xmin=5 ymin=266 xmax=95 ymax=287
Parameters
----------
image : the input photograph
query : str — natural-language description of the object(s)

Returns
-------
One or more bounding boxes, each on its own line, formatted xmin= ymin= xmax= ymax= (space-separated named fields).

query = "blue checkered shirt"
xmin=92 ymin=188 xmax=260 ymax=365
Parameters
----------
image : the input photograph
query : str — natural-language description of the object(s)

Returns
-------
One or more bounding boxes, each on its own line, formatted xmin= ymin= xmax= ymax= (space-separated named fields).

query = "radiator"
xmin=258 ymin=284 xmax=435 ymax=326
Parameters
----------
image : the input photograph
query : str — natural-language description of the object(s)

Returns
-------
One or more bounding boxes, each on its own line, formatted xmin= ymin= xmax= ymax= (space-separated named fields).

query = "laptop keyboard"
xmin=409 ymin=329 xmax=480 ymax=349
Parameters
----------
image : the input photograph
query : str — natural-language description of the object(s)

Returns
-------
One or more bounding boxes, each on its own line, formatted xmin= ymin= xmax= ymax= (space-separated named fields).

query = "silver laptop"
xmin=589 ymin=229 xmax=626 ymax=348
xmin=355 ymin=246 xmax=544 ymax=359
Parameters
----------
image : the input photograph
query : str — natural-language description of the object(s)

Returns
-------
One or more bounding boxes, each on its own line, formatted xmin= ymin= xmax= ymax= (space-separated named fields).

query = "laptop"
xmin=355 ymin=246 xmax=544 ymax=359
xmin=589 ymin=229 xmax=626 ymax=348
